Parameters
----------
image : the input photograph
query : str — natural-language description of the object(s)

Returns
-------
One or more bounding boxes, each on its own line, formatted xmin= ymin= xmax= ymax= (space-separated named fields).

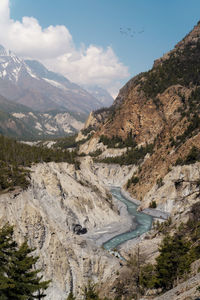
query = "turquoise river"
xmin=103 ymin=187 xmax=153 ymax=250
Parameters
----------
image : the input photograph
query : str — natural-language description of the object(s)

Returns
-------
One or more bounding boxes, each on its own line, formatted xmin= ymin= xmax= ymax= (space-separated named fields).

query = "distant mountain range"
xmin=83 ymin=85 xmax=114 ymax=107
xmin=0 ymin=45 xmax=113 ymax=139
xmin=0 ymin=94 xmax=85 ymax=139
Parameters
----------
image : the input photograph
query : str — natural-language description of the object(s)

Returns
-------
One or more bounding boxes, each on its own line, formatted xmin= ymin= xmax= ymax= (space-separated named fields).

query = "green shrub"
xmin=127 ymin=176 xmax=139 ymax=188
xmin=175 ymin=157 xmax=184 ymax=166
xmin=156 ymin=178 xmax=164 ymax=188
xmin=99 ymin=132 xmax=137 ymax=149
xmin=82 ymin=281 xmax=100 ymax=300
xmin=140 ymin=264 xmax=158 ymax=290
xmin=184 ymin=146 xmax=200 ymax=164
xmin=53 ymin=134 xmax=77 ymax=149
xmin=175 ymin=146 xmax=200 ymax=165
xmin=81 ymin=125 xmax=96 ymax=136
xmin=98 ymin=143 xmax=154 ymax=166
xmin=149 ymin=200 xmax=157 ymax=208
xmin=89 ymin=149 xmax=103 ymax=157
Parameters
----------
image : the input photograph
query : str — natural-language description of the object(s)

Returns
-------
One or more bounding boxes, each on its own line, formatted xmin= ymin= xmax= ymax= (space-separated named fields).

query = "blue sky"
xmin=1 ymin=0 xmax=200 ymax=96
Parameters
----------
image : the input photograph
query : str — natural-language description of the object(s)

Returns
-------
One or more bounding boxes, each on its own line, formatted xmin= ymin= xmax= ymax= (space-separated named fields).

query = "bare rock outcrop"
xmin=0 ymin=158 xmax=136 ymax=299
xmin=153 ymin=273 xmax=200 ymax=300
xmin=141 ymin=162 xmax=200 ymax=219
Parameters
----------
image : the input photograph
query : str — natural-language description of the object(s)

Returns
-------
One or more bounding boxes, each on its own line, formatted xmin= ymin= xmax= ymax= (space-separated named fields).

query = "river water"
xmin=103 ymin=187 xmax=152 ymax=250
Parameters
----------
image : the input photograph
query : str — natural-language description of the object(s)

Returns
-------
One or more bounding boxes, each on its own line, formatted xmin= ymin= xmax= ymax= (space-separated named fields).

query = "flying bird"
xmin=138 ymin=28 xmax=145 ymax=34
xmin=119 ymin=27 xmax=144 ymax=38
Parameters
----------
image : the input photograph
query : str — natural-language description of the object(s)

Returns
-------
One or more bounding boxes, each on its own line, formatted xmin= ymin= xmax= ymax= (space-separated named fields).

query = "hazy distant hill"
xmin=0 ymin=93 xmax=85 ymax=139
xmin=0 ymin=94 xmax=30 ymax=113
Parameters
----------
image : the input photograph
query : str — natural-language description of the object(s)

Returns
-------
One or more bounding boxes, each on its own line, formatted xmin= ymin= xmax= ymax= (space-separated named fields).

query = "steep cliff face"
xmin=141 ymin=162 xmax=200 ymax=216
xmin=0 ymin=158 xmax=136 ymax=299
xmin=76 ymin=108 xmax=111 ymax=142
xmin=81 ymin=22 xmax=200 ymax=207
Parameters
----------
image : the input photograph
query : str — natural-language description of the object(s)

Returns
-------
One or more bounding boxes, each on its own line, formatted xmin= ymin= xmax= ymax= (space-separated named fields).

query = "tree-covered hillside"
xmin=140 ymin=37 xmax=200 ymax=98
xmin=0 ymin=135 xmax=79 ymax=192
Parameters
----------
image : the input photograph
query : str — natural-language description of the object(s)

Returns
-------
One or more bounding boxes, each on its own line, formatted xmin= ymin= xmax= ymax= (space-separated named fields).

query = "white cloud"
xmin=44 ymin=45 xmax=129 ymax=95
xmin=0 ymin=0 xmax=130 ymax=97
xmin=0 ymin=0 xmax=9 ymax=23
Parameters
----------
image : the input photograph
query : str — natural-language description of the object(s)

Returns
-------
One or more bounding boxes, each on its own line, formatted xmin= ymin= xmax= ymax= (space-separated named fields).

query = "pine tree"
xmin=155 ymin=234 xmax=191 ymax=290
xmin=83 ymin=281 xmax=100 ymax=300
xmin=0 ymin=224 xmax=50 ymax=299
xmin=0 ymin=223 xmax=17 ymax=297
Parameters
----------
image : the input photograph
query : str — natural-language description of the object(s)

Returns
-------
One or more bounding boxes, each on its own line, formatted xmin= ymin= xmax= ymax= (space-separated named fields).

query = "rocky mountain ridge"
xmin=154 ymin=21 xmax=200 ymax=67
xmin=80 ymin=21 xmax=200 ymax=207
xmin=71 ymin=23 xmax=200 ymax=298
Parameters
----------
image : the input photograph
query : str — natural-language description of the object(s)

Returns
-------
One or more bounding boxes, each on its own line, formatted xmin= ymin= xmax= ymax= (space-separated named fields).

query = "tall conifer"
xmin=0 ymin=224 xmax=50 ymax=299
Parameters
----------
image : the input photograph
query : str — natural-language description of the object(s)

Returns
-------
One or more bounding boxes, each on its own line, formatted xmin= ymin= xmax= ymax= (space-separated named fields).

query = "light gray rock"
xmin=153 ymin=273 xmax=200 ymax=300
xmin=0 ymin=158 xmax=136 ymax=299
xmin=141 ymin=163 xmax=200 ymax=220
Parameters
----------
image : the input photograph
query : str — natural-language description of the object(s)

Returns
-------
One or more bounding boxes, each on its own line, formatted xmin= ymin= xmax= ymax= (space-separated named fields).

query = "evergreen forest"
xmin=0 ymin=135 xmax=79 ymax=192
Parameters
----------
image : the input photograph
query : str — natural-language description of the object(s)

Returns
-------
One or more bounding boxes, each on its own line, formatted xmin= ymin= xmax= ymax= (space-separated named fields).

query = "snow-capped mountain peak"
xmin=0 ymin=44 xmax=38 ymax=83
xmin=0 ymin=45 xmax=11 ymax=56
xmin=0 ymin=44 xmax=103 ymax=114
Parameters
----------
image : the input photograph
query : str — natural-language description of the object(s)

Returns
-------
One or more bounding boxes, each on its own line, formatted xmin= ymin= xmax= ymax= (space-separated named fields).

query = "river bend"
xmin=103 ymin=187 xmax=152 ymax=250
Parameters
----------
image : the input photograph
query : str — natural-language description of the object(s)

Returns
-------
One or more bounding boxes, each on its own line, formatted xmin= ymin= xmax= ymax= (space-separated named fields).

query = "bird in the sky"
xmin=138 ymin=29 xmax=145 ymax=34
xmin=119 ymin=27 xmax=144 ymax=38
